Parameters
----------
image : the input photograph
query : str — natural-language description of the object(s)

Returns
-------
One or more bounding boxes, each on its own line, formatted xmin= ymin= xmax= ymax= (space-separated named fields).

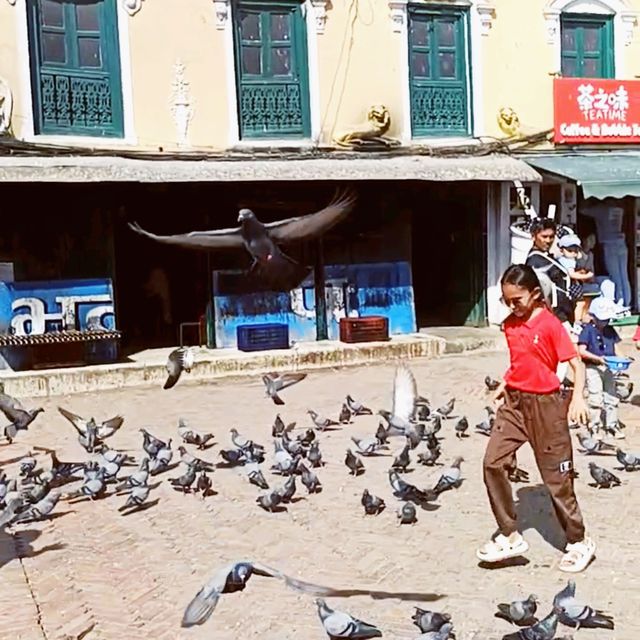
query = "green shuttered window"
xmin=27 ymin=0 xmax=124 ymax=137
xmin=233 ymin=2 xmax=311 ymax=139
xmin=561 ymin=15 xmax=614 ymax=78
xmin=408 ymin=7 xmax=470 ymax=137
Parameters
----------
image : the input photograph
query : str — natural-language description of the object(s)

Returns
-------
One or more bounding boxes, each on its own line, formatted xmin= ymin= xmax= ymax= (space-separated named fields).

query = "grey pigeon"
xmin=131 ymin=190 xmax=356 ymax=292
xmin=116 ymin=457 xmax=149 ymax=490
xmin=149 ymin=441 xmax=173 ymax=475
xmin=405 ymin=423 xmax=425 ymax=449
xmin=378 ymin=365 xmax=417 ymax=435
xmin=415 ymin=403 xmax=431 ymax=422
xmin=14 ymin=490 xmax=60 ymax=523
xmin=553 ymin=579 xmax=614 ymax=630
xmin=308 ymin=409 xmax=339 ymax=431
xmin=278 ymin=475 xmax=297 ymax=503
xmin=169 ymin=462 xmax=197 ymax=493
xmin=230 ymin=427 xmax=257 ymax=451
xmin=388 ymin=470 xmax=437 ymax=505
xmin=196 ymin=471 xmax=213 ymax=499
xmin=246 ymin=464 xmax=269 ymax=490
xmin=417 ymin=444 xmax=441 ymax=466
xmin=428 ymin=415 xmax=442 ymax=437
xmin=415 ymin=622 xmax=454 ymax=639
xmin=315 ymin=598 xmax=382 ymax=639
xmin=271 ymin=415 xmax=296 ymax=438
xmin=140 ymin=428 xmax=167 ymax=458
xmin=435 ymin=398 xmax=455 ymax=418
xmin=412 ymin=608 xmax=451 ymax=633
xmin=68 ymin=468 xmax=106 ymax=500
xmin=485 ymin=376 xmax=500 ymax=391
xmin=308 ymin=441 xmax=324 ymax=467
xmin=454 ymin=417 xmax=468 ymax=439
xmin=182 ymin=561 xmax=285 ymax=627
xmin=298 ymin=462 xmax=322 ymax=494
xmin=433 ymin=457 xmax=464 ymax=495
xmin=588 ymin=462 xmax=620 ymax=488
xmin=615 ymin=448 xmax=640 ymax=471
xmin=97 ymin=445 xmax=134 ymax=466
xmin=178 ymin=419 xmax=215 ymax=449
xmin=397 ymin=502 xmax=417 ymax=525
xmin=346 ymin=395 xmax=372 ymax=416
xmin=256 ymin=488 xmax=283 ymax=512
xmin=179 ymin=446 xmax=214 ymax=471
xmin=219 ymin=448 xmax=247 ymax=466
xmin=118 ymin=483 xmax=150 ymax=511
xmin=0 ymin=497 xmax=24 ymax=530
xmin=0 ymin=392 xmax=44 ymax=443
xmin=164 ymin=347 xmax=194 ymax=390
xmin=263 ymin=372 xmax=307 ymax=405
xmin=345 ymin=449 xmax=364 ymax=476
xmin=502 ymin=608 xmax=560 ymax=640
xmin=375 ymin=423 xmax=389 ymax=444
xmin=339 ymin=404 xmax=352 ymax=424
xmin=361 ymin=489 xmax=385 ymax=515
xmin=576 ymin=433 xmax=615 ymax=455
xmin=495 ymin=595 xmax=539 ymax=626
xmin=391 ymin=443 xmax=411 ymax=471
xmin=297 ymin=428 xmax=316 ymax=447
xmin=475 ymin=417 xmax=494 ymax=437
xmin=19 ymin=454 xmax=37 ymax=478
xmin=351 ymin=436 xmax=387 ymax=457
xmin=58 ymin=406 xmax=123 ymax=440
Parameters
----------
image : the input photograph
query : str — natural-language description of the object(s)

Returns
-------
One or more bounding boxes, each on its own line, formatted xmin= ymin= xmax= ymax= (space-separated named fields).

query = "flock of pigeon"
xmin=0 ymin=348 xmax=633 ymax=638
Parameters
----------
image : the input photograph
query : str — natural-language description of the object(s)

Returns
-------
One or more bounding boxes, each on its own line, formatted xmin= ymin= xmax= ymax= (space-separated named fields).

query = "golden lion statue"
xmin=334 ymin=105 xmax=400 ymax=148
xmin=497 ymin=107 xmax=521 ymax=137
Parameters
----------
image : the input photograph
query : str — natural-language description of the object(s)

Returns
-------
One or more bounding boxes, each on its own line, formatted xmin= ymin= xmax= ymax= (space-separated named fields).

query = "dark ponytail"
xmin=501 ymin=264 xmax=542 ymax=292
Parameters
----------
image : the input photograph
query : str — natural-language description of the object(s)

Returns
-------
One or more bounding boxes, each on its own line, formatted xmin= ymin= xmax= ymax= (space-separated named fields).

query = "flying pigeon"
xmin=58 ymin=406 xmax=124 ymax=442
xmin=164 ymin=347 xmax=195 ymax=390
xmin=346 ymin=395 xmax=372 ymax=416
xmin=412 ymin=608 xmax=452 ymax=633
xmin=361 ymin=489 xmax=385 ymax=515
xmin=130 ymin=189 xmax=357 ymax=292
xmin=263 ymin=372 xmax=308 ymax=405
xmin=0 ymin=391 xmax=44 ymax=443
xmin=553 ymin=579 xmax=614 ymax=630
xmin=378 ymin=364 xmax=418 ymax=435
xmin=495 ymin=594 xmax=539 ymax=626
xmin=315 ymin=598 xmax=382 ymax=639
xmin=588 ymin=462 xmax=620 ymax=488
xmin=182 ymin=561 xmax=285 ymax=627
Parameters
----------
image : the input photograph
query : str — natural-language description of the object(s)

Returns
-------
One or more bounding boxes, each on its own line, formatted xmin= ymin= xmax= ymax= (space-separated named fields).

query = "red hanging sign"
xmin=553 ymin=77 xmax=640 ymax=144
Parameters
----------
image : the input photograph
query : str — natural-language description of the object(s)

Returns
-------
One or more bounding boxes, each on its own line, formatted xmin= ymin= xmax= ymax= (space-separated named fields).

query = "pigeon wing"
xmin=128 ymin=221 xmax=244 ymax=250
xmin=278 ymin=373 xmax=307 ymax=391
xmin=98 ymin=415 xmax=124 ymax=438
xmin=265 ymin=189 xmax=356 ymax=243
xmin=57 ymin=406 xmax=88 ymax=436
xmin=391 ymin=365 xmax=417 ymax=422
xmin=0 ymin=392 xmax=26 ymax=413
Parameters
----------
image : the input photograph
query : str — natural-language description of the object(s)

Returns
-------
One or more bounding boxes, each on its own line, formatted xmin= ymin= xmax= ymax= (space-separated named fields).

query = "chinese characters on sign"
xmin=554 ymin=78 xmax=640 ymax=143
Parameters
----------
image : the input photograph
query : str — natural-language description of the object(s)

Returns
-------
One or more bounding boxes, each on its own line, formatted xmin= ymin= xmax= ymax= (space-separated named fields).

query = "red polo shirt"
xmin=503 ymin=308 xmax=577 ymax=394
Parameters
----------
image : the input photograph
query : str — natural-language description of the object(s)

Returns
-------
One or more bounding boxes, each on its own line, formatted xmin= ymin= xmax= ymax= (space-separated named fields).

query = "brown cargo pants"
xmin=483 ymin=387 xmax=585 ymax=544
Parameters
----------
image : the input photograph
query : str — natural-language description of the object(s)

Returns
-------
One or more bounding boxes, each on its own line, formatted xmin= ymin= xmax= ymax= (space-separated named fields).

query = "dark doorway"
xmin=410 ymin=181 xmax=487 ymax=327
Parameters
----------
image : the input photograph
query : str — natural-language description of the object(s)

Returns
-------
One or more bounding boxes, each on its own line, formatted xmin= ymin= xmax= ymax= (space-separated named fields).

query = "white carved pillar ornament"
xmin=388 ymin=0 xmax=407 ymax=33
xmin=213 ymin=0 xmax=230 ymax=30
xmin=543 ymin=8 xmax=560 ymax=45
xmin=621 ymin=10 xmax=637 ymax=46
xmin=122 ymin=0 xmax=143 ymax=16
xmin=170 ymin=60 xmax=194 ymax=147
xmin=310 ymin=0 xmax=329 ymax=34
xmin=476 ymin=1 xmax=496 ymax=36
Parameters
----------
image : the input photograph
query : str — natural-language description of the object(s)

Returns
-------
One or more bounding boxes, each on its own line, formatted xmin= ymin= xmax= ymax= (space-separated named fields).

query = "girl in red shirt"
xmin=477 ymin=264 xmax=595 ymax=573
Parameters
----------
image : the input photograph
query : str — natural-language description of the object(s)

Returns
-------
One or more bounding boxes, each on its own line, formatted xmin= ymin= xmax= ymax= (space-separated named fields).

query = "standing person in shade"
xmin=577 ymin=296 xmax=624 ymax=439
xmin=477 ymin=264 xmax=595 ymax=573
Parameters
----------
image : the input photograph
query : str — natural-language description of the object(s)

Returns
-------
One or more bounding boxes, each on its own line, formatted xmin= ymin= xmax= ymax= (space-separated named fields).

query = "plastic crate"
xmin=237 ymin=323 xmax=290 ymax=352
xmin=339 ymin=316 xmax=389 ymax=344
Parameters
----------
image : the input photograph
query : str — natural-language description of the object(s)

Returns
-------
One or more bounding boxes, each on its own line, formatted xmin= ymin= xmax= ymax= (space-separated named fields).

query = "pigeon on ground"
xmin=256 ymin=488 xmax=283 ymax=512
xmin=417 ymin=444 xmax=441 ymax=467
xmin=553 ymin=580 xmax=614 ymax=630
xmin=415 ymin=622 xmax=455 ymax=639
xmin=118 ymin=483 xmax=151 ymax=512
xmin=345 ymin=449 xmax=365 ymax=476
xmin=485 ymin=376 xmax=501 ymax=391
xmin=14 ymin=490 xmax=60 ymax=523
xmin=140 ymin=429 xmax=167 ymax=458
xmin=19 ymin=454 xmax=38 ymax=479
xmin=282 ymin=433 xmax=305 ymax=458
xmin=495 ymin=595 xmax=539 ymax=626
xmin=196 ymin=471 xmax=214 ymax=499
xmin=272 ymin=415 xmax=296 ymax=438
xmin=297 ymin=429 xmax=316 ymax=447
xmin=427 ymin=415 xmax=442 ymax=437
xmin=169 ymin=463 xmax=197 ymax=493
xmin=97 ymin=445 xmax=134 ymax=467
xmin=475 ymin=417 xmax=494 ymax=437
xmin=263 ymin=372 xmax=308 ymax=405
xmin=502 ymin=608 xmax=560 ymax=640
xmin=351 ymin=436 xmax=388 ymax=457
xmin=361 ymin=489 xmax=385 ymax=515
xmin=182 ymin=561 xmax=285 ymax=627
xmin=339 ymin=404 xmax=352 ymax=424
xmin=0 ymin=392 xmax=44 ymax=443
xmin=298 ymin=462 xmax=322 ymax=494
xmin=131 ymin=190 xmax=356 ymax=292
xmin=230 ymin=428 xmax=256 ymax=451
xmin=412 ymin=608 xmax=452 ymax=633
xmin=346 ymin=395 xmax=373 ymax=416
xmin=308 ymin=441 xmax=324 ymax=467
xmin=271 ymin=442 xmax=298 ymax=475
xmin=308 ymin=410 xmax=339 ymax=431
xmin=615 ymin=448 xmax=640 ymax=471
xmin=391 ymin=443 xmax=411 ymax=471
xmin=315 ymin=598 xmax=382 ymax=639
xmin=588 ymin=462 xmax=620 ymax=488
xmin=378 ymin=364 xmax=417 ymax=435
xmin=397 ymin=502 xmax=417 ymax=525
xmin=454 ymin=417 xmax=469 ymax=439
xmin=433 ymin=457 xmax=464 ymax=495
xmin=405 ymin=423 xmax=425 ymax=449
xmin=67 ymin=468 xmax=106 ymax=500
xmin=149 ymin=440 xmax=173 ymax=475
xmin=0 ymin=496 xmax=24 ymax=530
xmin=375 ymin=423 xmax=389 ymax=444
xmin=177 ymin=419 xmax=215 ymax=449
xmin=388 ymin=470 xmax=437 ymax=505
xmin=245 ymin=463 xmax=269 ymax=489
xmin=576 ymin=433 xmax=616 ymax=455
xmin=116 ymin=457 xmax=149 ymax=490
xmin=278 ymin=475 xmax=297 ymax=503
xmin=163 ymin=347 xmax=195 ymax=390
xmin=218 ymin=448 xmax=246 ymax=465
xmin=435 ymin=398 xmax=455 ymax=418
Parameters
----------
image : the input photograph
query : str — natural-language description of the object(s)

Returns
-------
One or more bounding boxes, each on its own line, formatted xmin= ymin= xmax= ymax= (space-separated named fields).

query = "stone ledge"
xmin=0 ymin=330 xmax=504 ymax=398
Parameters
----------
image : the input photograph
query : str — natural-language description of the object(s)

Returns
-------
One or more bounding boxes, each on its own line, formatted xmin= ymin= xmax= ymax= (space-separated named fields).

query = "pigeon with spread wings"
xmin=128 ymin=189 xmax=357 ymax=291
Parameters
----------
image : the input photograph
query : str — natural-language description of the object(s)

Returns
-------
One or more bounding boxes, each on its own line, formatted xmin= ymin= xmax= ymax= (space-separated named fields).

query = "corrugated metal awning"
xmin=524 ymin=152 xmax=640 ymax=199
xmin=0 ymin=154 xmax=541 ymax=183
